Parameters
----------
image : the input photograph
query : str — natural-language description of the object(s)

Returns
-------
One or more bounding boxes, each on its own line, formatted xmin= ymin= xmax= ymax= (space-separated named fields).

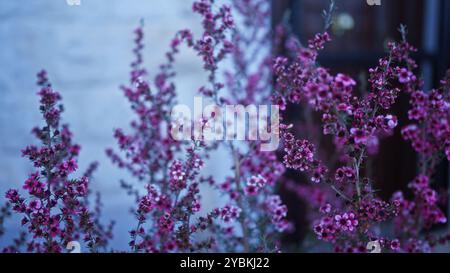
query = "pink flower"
xmin=390 ymin=239 xmax=401 ymax=251
xmin=335 ymin=212 xmax=358 ymax=231
xmin=244 ymin=185 xmax=258 ymax=196
xmin=335 ymin=73 xmax=356 ymax=88
xmin=320 ymin=203 xmax=332 ymax=214
xmin=28 ymin=200 xmax=42 ymax=211
xmin=398 ymin=68 xmax=413 ymax=83
xmin=350 ymin=127 xmax=368 ymax=144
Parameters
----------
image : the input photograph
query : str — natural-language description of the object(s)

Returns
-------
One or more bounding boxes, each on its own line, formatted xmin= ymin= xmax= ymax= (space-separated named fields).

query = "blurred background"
xmin=0 ymin=0 xmax=449 ymax=251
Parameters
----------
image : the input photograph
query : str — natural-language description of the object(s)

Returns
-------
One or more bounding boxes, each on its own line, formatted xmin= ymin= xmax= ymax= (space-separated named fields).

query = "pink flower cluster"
xmin=392 ymin=175 xmax=447 ymax=235
xmin=243 ymin=175 xmax=267 ymax=196
xmin=313 ymin=211 xmax=359 ymax=243
xmin=275 ymin=16 xmax=449 ymax=252
xmin=402 ymin=83 xmax=450 ymax=170
xmin=4 ymin=72 xmax=112 ymax=252
xmin=265 ymin=195 xmax=289 ymax=232
xmin=283 ymin=131 xmax=328 ymax=183
xmin=2 ymin=0 xmax=448 ymax=254
xmin=106 ymin=0 xmax=288 ymax=253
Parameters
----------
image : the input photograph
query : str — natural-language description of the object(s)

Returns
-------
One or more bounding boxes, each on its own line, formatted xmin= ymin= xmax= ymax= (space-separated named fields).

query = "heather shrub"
xmin=3 ymin=71 xmax=113 ymax=253
xmin=1 ymin=0 xmax=449 ymax=253
xmin=274 ymin=18 xmax=450 ymax=252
